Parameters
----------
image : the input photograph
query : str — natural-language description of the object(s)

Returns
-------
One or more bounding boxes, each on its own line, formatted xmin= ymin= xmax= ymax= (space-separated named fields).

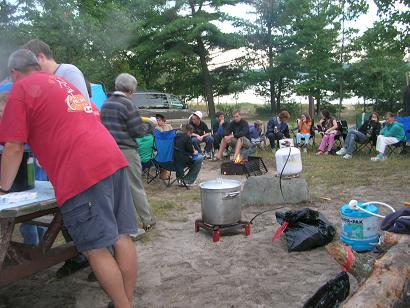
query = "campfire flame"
xmin=234 ymin=154 xmax=241 ymax=164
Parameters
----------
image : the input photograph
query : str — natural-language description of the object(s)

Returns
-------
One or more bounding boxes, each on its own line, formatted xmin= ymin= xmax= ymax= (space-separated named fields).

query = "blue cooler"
xmin=340 ymin=202 xmax=380 ymax=251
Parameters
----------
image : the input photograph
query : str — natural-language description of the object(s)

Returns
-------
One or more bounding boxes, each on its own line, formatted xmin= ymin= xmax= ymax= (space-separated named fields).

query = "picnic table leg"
xmin=0 ymin=217 xmax=15 ymax=271
xmin=40 ymin=211 xmax=63 ymax=254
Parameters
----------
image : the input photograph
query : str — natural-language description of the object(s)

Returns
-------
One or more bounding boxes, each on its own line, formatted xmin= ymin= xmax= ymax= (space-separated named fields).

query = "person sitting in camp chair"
xmin=371 ymin=112 xmax=406 ymax=161
xmin=266 ymin=110 xmax=291 ymax=151
xmin=137 ymin=120 xmax=156 ymax=180
xmin=214 ymin=110 xmax=251 ymax=162
xmin=249 ymin=120 xmax=264 ymax=148
xmin=316 ymin=109 xmax=339 ymax=155
xmin=189 ymin=111 xmax=214 ymax=159
xmin=174 ymin=124 xmax=204 ymax=187
xmin=212 ymin=111 xmax=229 ymax=152
xmin=296 ymin=113 xmax=313 ymax=152
xmin=336 ymin=112 xmax=381 ymax=159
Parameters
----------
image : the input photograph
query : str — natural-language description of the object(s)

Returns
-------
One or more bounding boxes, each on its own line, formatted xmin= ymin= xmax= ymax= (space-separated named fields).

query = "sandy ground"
xmin=1 ymin=158 xmax=409 ymax=308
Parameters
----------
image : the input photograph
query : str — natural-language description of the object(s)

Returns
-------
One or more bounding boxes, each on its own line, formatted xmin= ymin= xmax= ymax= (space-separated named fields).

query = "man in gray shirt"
xmin=22 ymin=39 xmax=90 ymax=102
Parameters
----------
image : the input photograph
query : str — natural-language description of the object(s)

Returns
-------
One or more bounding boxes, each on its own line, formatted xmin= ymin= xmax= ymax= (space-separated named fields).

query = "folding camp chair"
xmin=150 ymin=129 xmax=188 ymax=189
xmin=333 ymin=120 xmax=348 ymax=150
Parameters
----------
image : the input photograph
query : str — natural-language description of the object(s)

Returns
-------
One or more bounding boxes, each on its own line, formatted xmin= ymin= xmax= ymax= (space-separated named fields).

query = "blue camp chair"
xmin=151 ymin=129 xmax=188 ymax=188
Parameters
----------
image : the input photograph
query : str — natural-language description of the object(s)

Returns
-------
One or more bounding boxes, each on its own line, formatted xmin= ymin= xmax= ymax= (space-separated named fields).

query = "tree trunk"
xmin=196 ymin=37 xmax=215 ymax=120
xmin=326 ymin=233 xmax=410 ymax=307
xmin=267 ymin=19 xmax=276 ymax=115
xmin=404 ymin=84 xmax=410 ymax=116
xmin=276 ymin=77 xmax=283 ymax=112
xmin=316 ymin=96 xmax=321 ymax=114
xmin=308 ymin=95 xmax=315 ymax=118
xmin=270 ymin=80 xmax=276 ymax=114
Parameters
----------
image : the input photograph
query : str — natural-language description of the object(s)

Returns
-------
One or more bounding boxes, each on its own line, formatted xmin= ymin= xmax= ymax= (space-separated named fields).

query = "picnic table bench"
xmin=0 ymin=181 xmax=78 ymax=287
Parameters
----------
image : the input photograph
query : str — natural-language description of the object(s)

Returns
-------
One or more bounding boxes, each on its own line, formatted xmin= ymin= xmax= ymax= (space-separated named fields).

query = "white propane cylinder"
xmin=275 ymin=146 xmax=302 ymax=176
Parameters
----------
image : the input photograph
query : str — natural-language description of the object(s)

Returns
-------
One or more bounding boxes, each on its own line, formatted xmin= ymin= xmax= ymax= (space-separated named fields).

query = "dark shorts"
xmin=60 ymin=168 xmax=137 ymax=253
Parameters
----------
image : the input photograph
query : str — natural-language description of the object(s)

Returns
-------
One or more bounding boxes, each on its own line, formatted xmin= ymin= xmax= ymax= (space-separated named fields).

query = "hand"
xmin=197 ymin=135 xmax=203 ymax=142
xmin=193 ymin=150 xmax=198 ymax=155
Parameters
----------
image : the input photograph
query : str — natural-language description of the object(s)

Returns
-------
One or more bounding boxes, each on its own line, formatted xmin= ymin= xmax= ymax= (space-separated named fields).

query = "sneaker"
xmin=130 ymin=228 xmax=146 ymax=241
xmin=87 ymin=271 xmax=97 ymax=282
xmin=143 ymin=219 xmax=156 ymax=232
xmin=336 ymin=148 xmax=346 ymax=155
xmin=56 ymin=259 xmax=89 ymax=279
xmin=342 ymin=154 xmax=352 ymax=160
xmin=223 ymin=150 xmax=229 ymax=157
xmin=371 ymin=154 xmax=386 ymax=161
xmin=205 ymin=152 xmax=212 ymax=159
xmin=179 ymin=181 xmax=197 ymax=188
xmin=303 ymin=147 xmax=307 ymax=153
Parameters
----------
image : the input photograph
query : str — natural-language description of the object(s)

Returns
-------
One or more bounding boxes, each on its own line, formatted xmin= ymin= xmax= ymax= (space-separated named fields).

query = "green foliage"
xmin=319 ymin=101 xmax=345 ymax=116
xmin=215 ymin=103 xmax=240 ymax=117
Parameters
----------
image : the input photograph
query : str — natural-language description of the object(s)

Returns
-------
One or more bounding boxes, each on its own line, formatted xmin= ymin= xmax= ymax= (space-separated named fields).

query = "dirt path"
xmin=1 ymin=156 xmax=409 ymax=307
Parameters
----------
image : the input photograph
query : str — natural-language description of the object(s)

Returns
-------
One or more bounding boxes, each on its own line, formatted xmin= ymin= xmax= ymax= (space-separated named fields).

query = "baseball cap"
xmin=192 ymin=111 xmax=203 ymax=120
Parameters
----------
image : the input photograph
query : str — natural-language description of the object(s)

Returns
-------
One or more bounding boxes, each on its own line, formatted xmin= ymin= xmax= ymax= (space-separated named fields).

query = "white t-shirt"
xmin=55 ymin=64 xmax=90 ymax=102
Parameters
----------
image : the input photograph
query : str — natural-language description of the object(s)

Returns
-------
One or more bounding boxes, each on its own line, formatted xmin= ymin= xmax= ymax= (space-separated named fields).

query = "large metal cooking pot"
xmin=199 ymin=179 xmax=242 ymax=225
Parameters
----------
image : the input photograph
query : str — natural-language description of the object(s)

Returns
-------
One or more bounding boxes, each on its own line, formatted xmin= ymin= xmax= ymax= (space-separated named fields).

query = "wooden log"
xmin=326 ymin=242 xmax=374 ymax=283
xmin=326 ymin=232 xmax=410 ymax=307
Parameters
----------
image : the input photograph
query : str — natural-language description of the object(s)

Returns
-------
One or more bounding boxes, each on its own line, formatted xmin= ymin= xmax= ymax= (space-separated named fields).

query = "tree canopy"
xmin=1 ymin=0 xmax=409 ymax=115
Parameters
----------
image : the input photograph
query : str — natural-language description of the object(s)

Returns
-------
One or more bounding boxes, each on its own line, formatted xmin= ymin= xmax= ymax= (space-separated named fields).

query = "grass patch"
xmin=149 ymin=199 xmax=186 ymax=218
xmin=255 ymin=146 xmax=410 ymax=196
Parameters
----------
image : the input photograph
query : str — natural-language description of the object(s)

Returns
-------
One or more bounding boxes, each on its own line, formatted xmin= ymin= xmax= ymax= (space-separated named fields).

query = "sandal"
xmin=316 ymin=151 xmax=324 ymax=156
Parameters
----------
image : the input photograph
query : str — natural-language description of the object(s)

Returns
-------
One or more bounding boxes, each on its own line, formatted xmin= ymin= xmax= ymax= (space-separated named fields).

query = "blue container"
xmin=340 ymin=202 xmax=380 ymax=251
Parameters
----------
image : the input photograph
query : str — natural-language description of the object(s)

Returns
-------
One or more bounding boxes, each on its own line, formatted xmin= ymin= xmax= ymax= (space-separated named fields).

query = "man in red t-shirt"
xmin=0 ymin=49 xmax=137 ymax=308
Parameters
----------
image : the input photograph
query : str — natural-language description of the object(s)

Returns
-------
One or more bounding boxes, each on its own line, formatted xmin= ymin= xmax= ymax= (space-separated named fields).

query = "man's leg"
xmin=84 ymin=248 xmax=132 ymax=308
xmin=191 ymin=137 xmax=201 ymax=153
xmin=267 ymin=132 xmax=275 ymax=149
xmin=113 ymin=235 xmax=137 ymax=304
xmin=234 ymin=138 xmax=242 ymax=159
xmin=204 ymin=135 xmax=214 ymax=154
xmin=216 ymin=136 xmax=229 ymax=159
xmin=183 ymin=156 xmax=204 ymax=183
xmin=121 ymin=149 xmax=155 ymax=228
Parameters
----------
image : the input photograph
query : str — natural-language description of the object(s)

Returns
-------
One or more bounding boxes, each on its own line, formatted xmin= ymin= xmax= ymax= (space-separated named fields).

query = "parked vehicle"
xmin=131 ymin=91 xmax=192 ymax=128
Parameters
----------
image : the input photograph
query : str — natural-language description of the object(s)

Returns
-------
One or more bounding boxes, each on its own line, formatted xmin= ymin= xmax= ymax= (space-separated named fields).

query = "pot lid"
xmin=199 ymin=179 xmax=241 ymax=190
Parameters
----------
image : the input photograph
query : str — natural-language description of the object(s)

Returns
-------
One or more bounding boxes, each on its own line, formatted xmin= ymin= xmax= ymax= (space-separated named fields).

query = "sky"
xmin=213 ymin=0 xmax=380 ymax=105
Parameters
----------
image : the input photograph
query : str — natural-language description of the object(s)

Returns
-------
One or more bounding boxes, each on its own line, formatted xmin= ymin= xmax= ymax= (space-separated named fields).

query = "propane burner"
xmin=221 ymin=156 xmax=268 ymax=177
xmin=195 ymin=219 xmax=251 ymax=242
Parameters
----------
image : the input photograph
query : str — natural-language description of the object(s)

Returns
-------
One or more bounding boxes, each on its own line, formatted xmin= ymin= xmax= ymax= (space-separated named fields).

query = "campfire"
xmin=221 ymin=156 xmax=268 ymax=177
xmin=234 ymin=154 xmax=243 ymax=164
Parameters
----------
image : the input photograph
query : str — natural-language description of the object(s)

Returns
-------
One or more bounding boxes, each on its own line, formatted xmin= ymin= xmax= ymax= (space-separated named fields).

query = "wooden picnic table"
xmin=0 ymin=181 xmax=78 ymax=287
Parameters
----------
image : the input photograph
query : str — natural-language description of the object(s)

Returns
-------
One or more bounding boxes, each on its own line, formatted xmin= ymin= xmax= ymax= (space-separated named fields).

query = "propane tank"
xmin=275 ymin=145 xmax=302 ymax=176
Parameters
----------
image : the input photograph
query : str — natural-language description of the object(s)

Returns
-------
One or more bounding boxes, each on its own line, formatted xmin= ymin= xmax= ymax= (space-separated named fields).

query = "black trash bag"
xmin=275 ymin=208 xmax=336 ymax=252
xmin=303 ymin=272 xmax=350 ymax=308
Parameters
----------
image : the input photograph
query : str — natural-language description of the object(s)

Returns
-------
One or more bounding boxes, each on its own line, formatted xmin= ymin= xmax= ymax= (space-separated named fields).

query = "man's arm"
xmin=127 ymin=107 xmax=147 ymax=138
xmin=0 ymin=142 xmax=24 ymax=192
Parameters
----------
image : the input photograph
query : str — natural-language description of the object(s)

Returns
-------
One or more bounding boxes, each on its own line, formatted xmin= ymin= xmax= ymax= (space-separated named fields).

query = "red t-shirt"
xmin=0 ymin=72 xmax=128 ymax=206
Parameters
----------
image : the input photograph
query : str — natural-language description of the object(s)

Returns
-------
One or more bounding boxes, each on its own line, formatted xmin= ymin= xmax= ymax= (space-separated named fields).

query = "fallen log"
xmin=326 ymin=232 xmax=410 ymax=307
